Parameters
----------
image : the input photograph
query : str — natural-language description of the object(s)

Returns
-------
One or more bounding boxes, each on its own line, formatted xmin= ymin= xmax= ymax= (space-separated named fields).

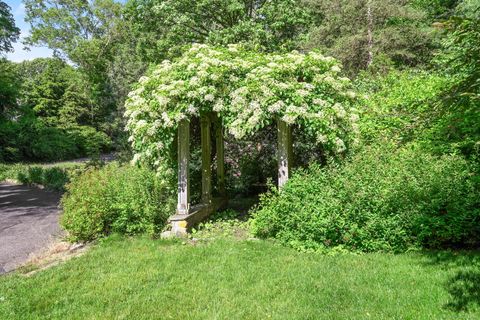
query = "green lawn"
xmin=1 ymin=236 xmax=479 ymax=319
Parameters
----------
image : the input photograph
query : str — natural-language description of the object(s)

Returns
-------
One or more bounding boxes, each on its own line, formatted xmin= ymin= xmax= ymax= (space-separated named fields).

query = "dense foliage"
xmin=252 ymin=145 xmax=480 ymax=252
xmin=0 ymin=162 xmax=85 ymax=191
xmin=249 ymin=1 xmax=480 ymax=253
xmin=356 ymin=70 xmax=451 ymax=145
xmin=125 ymin=0 xmax=312 ymax=61
xmin=437 ymin=4 xmax=480 ymax=156
xmin=61 ymin=163 xmax=174 ymax=242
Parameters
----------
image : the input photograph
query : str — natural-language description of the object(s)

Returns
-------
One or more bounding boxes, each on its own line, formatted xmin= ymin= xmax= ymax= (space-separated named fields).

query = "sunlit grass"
xmin=1 ymin=235 xmax=479 ymax=319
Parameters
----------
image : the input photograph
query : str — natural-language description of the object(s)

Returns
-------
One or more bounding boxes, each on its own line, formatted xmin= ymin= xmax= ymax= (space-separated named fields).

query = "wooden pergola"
xmin=169 ymin=114 xmax=292 ymax=234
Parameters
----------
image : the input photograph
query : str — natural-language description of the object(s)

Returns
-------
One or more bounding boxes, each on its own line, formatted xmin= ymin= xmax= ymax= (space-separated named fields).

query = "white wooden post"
xmin=277 ymin=119 xmax=293 ymax=188
xmin=201 ymin=114 xmax=212 ymax=204
xmin=177 ymin=119 xmax=190 ymax=215
xmin=215 ymin=119 xmax=226 ymax=197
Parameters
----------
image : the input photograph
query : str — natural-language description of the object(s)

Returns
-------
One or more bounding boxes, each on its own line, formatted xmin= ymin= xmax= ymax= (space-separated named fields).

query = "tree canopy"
xmin=303 ymin=0 xmax=436 ymax=75
xmin=0 ymin=1 xmax=20 ymax=53
xmin=124 ymin=0 xmax=312 ymax=62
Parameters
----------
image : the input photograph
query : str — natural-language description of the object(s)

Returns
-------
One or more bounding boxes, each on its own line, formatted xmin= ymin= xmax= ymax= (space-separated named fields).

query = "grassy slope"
xmin=0 ymin=236 xmax=479 ymax=320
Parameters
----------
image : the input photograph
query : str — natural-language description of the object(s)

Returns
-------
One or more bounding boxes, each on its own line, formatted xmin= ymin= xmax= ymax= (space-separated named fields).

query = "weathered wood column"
xmin=277 ymin=119 xmax=293 ymax=188
xmin=177 ymin=119 xmax=190 ymax=214
xmin=215 ymin=119 xmax=226 ymax=197
xmin=201 ymin=114 xmax=212 ymax=204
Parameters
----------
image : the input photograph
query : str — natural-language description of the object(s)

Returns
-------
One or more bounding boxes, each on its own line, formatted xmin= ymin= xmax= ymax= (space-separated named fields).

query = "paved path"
xmin=0 ymin=182 xmax=63 ymax=274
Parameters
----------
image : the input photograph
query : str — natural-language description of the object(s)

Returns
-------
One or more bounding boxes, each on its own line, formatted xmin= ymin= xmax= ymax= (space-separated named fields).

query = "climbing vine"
xmin=125 ymin=44 xmax=359 ymax=179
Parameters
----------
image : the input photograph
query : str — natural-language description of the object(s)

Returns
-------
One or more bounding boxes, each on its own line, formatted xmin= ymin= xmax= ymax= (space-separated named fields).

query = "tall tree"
xmin=124 ymin=0 xmax=313 ymax=63
xmin=433 ymin=1 xmax=480 ymax=155
xmin=16 ymin=58 xmax=93 ymax=127
xmin=303 ymin=0 xmax=436 ymax=75
xmin=23 ymin=0 xmax=124 ymax=130
xmin=0 ymin=58 xmax=20 ymax=116
xmin=0 ymin=1 xmax=20 ymax=53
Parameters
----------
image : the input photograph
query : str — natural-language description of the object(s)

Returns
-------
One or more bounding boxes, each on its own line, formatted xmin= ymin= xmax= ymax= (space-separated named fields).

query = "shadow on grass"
xmin=445 ymin=269 xmax=480 ymax=311
xmin=421 ymin=250 xmax=480 ymax=312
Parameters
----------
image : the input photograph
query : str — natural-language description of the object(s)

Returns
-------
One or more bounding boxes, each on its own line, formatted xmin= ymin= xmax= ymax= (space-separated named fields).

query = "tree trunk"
xmin=366 ymin=0 xmax=374 ymax=68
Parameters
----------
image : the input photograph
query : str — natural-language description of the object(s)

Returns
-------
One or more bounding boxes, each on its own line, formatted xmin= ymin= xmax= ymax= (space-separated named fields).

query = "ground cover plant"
xmin=0 ymin=235 xmax=479 ymax=319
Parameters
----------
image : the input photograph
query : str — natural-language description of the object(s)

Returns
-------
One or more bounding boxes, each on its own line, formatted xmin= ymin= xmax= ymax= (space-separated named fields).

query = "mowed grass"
xmin=1 ymin=236 xmax=479 ymax=320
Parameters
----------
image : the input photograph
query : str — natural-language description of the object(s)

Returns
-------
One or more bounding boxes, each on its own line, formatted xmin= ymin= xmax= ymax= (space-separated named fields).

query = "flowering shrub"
xmin=125 ymin=44 xmax=359 ymax=176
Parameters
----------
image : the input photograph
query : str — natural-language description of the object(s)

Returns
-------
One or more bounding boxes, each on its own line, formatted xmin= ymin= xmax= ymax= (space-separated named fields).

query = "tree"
xmin=410 ymin=0 xmax=460 ymax=19
xmin=0 ymin=58 xmax=20 ymax=116
xmin=17 ymin=58 xmax=94 ymax=127
xmin=432 ymin=1 xmax=480 ymax=156
xmin=0 ymin=1 xmax=20 ymax=53
xmin=443 ymin=1 xmax=480 ymax=100
xmin=23 ymin=0 xmax=124 ymax=133
xmin=124 ymin=0 xmax=313 ymax=63
xmin=24 ymin=0 xmax=122 ymax=61
xmin=23 ymin=0 xmax=123 ymax=87
xmin=303 ymin=0 xmax=436 ymax=75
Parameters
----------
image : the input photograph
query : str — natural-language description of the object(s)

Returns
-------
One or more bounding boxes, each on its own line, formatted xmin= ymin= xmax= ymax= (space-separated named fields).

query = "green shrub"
xmin=0 ymin=163 xmax=22 ymax=181
xmin=16 ymin=166 xmax=71 ymax=191
xmin=356 ymin=70 xmax=480 ymax=157
xmin=61 ymin=163 xmax=175 ymax=242
xmin=251 ymin=145 xmax=480 ymax=252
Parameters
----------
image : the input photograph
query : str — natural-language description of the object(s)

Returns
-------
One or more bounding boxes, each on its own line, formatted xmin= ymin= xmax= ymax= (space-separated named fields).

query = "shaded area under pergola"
xmin=169 ymin=113 xmax=292 ymax=234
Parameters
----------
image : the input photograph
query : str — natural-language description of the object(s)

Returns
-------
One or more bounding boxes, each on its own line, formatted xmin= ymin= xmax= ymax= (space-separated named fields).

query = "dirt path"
xmin=0 ymin=182 xmax=63 ymax=274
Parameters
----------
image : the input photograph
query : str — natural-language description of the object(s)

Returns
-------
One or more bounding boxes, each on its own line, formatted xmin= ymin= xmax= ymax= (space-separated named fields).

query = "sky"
xmin=5 ymin=0 xmax=53 ymax=62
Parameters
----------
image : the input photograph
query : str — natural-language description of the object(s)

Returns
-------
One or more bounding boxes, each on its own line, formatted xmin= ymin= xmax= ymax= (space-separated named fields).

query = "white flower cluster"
xmin=125 ymin=44 xmax=360 ymax=173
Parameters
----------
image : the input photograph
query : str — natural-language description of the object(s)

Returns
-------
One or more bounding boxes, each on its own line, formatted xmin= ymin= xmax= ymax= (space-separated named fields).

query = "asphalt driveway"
xmin=0 ymin=182 xmax=63 ymax=274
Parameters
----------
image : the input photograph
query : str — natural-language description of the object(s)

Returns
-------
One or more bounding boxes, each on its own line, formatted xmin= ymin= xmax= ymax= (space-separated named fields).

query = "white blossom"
xmin=317 ymin=134 xmax=328 ymax=144
xmin=268 ymin=100 xmax=285 ymax=113
xmin=335 ymin=137 xmax=346 ymax=152
xmin=281 ymin=114 xmax=296 ymax=124
xmin=186 ymin=104 xmax=197 ymax=115
xmin=125 ymin=44 xmax=358 ymax=174
xmin=331 ymin=65 xmax=341 ymax=73
xmin=213 ymin=100 xmax=224 ymax=112
xmin=346 ymin=90 xmax=356 ymax=99
xmin=204 ymin=94 xmax=215 ymax=102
